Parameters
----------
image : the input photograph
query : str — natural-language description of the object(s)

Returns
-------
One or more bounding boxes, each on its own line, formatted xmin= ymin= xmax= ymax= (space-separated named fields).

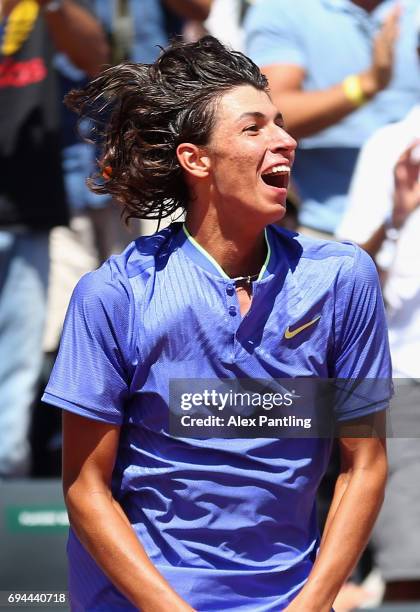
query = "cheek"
xmin=214 ymin=157 xmax=257 ymax=193
xmin=209 ymin=139 xmax=262 ymax=190
xmin=213 ymin=149 xmax=258 ymax=175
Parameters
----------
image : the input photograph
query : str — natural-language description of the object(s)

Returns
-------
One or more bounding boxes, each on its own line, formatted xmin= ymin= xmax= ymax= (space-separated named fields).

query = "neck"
xmin=185 ymin=213 xmax=268 ymax=279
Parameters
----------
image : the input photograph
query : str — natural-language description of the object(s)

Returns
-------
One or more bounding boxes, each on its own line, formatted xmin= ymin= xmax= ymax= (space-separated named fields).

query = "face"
xmin=204 ymin=85 xmax=297 ymax=227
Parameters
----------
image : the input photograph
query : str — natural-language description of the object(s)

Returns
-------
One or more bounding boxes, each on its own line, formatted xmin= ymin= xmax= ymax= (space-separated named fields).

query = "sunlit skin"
xmin=177 ymin=85 xmax=297 ymax=282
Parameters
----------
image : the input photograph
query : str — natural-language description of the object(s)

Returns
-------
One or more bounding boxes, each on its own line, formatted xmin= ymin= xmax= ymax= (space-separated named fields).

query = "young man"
xmin=43 ymin=37 xmax=391 ymax=611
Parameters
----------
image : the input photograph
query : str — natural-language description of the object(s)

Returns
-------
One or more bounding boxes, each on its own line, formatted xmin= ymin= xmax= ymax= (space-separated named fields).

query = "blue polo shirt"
xmin=245 ymin=0 xmax=420 ymax=233
xmin=43 ymin=223 xmax=391 ymax=611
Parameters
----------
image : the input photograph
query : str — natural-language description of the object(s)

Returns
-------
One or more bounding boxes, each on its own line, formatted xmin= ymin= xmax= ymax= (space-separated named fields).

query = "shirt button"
xmin=226 ymin=284 xmax=235 ymax=296
xmin=228 ymin=306 xmax=237 ymax=316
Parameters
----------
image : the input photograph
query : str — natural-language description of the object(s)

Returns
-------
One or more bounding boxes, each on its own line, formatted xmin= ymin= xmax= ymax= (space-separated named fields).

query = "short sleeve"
xmin=42 ymin=266 xmax=135 ymax=424
xmin=245 ymin=0 xmax=306 ymax=69
xmin=332 ymin=245 xmax=393 ymax=421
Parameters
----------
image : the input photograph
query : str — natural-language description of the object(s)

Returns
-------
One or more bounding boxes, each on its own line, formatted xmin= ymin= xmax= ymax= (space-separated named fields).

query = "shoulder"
xmin=300 ymin=234 xmax=374 ymax=278
xmin=270 ymin=224 xmax=365 ymax=267
xmin=246 ymin=0 xmax=310 ymax=17
xmin=245 ymin=0 xmax=313 ymax=65
xmin=245 ymin=0 xmax=303 ymax=35
xmin=73 ymin=223 xmax=182 ymax=310
xmin=270 ymin=225 xmax=379 ymax=292
xmin=245 ymin=0 xmax=320 ymax=27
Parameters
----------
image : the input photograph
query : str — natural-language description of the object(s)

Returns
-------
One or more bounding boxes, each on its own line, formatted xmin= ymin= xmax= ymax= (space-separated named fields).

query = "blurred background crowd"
xmin=0 ymin=0 xmax=419 ymax=610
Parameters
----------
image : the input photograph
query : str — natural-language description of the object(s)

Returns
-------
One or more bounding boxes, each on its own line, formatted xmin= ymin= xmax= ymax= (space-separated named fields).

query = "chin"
xmin=264 ymin=199 xmax=288 ymax=224
xmin=226 ymin=194 xmax=287 ymax=229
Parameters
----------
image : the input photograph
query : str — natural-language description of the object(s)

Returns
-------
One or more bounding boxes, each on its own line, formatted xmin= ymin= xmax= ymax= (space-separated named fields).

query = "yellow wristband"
xmin=342 ymin=75 xmax=366 ymax=107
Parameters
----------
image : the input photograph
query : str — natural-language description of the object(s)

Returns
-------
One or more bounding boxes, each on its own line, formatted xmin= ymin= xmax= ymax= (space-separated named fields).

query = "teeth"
xmin=263 ymin=164 xmax=290 ymax=176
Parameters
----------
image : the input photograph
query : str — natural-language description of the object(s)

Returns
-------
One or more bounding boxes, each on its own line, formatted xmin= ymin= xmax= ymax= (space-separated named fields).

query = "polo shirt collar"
xmin=173 ymin=223 xmax=278 ymax=281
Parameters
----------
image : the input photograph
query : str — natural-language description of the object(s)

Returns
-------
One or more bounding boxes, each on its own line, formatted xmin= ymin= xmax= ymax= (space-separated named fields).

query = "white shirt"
xmin=204 ymin=0 xmax=244 ymax=51
xmin=336 ymin=105 xmax=420 ymax=378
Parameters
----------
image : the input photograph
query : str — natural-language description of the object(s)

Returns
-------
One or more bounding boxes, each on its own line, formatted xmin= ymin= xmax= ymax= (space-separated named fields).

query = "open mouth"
xmin=261 ymin=165 xmax=290 ymax=189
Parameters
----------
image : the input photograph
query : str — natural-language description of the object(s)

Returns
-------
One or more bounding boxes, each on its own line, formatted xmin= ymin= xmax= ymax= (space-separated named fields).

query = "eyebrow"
xmin=237 ymin=111 xmax=284 ymax=123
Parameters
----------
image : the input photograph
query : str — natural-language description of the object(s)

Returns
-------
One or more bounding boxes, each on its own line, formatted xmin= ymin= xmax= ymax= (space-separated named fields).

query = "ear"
xmin=176 ymin=143 xmax=211 ymax=179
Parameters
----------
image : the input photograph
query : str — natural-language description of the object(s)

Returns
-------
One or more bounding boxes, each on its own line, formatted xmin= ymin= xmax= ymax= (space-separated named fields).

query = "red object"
xmin=102 ymin=165 xmax=112 ymax=179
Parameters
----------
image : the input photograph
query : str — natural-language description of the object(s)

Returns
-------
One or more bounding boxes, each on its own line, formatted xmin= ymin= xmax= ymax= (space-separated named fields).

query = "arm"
xmin=389 ymin=142 xmax=420 ymax=231
xmin=62 ymin=411 xmax=195 ymax=612
xmin=353 ymin=140 xmax=420 ymax=259
xmin=285 ymin=420 xmax=387 ymax=612
xmin=38 ymin=0 xmax=109 ymax=76
xmin=359 ymin=224 xmax=388 ymax=260
xmin=262 ymin=6 xmax=399 ymax=139
xmin=163 ymin=0 xmax=212 ymax=21
xmin=284 ymin=246 xmax=391 ymax=610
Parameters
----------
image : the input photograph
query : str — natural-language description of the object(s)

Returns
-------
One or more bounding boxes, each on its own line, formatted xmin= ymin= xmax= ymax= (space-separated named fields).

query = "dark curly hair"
xmin=65 ymin=36 xmax=269 ymax=221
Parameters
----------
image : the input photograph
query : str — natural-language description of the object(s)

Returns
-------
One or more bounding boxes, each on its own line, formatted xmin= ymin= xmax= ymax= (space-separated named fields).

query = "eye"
xmin=243 ymin=124 xmax=260 ymax=133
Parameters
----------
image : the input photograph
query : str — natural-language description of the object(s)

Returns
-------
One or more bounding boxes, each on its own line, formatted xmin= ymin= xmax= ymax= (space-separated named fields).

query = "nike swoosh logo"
xmin=284 ymin=315 xmax=321 ymax=339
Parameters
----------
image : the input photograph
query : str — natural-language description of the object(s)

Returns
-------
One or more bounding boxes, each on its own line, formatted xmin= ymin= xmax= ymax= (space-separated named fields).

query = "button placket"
xmin=225 ymin=283 xmax=239 ymax=320
xmin=222 ymin=282 xmax=241 ymax=362
xmin=234 ymin=282 xmax=264 ymax=358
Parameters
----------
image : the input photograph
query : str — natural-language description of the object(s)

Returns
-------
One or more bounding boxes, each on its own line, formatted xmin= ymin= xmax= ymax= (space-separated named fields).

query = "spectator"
xmin=0 ymin=0 xmax=108 ymax=477
xmin=245 ymin=0 xmax=420 ymax=237
xmin=337 ymin=106 xmax=420 ymax=264
xmin=336 ymin=105 xmax=420 ymax=602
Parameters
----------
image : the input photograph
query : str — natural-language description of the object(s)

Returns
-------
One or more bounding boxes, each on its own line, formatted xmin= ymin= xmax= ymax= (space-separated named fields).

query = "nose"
xmin=271 ymin=126 xmax=297 ymax=155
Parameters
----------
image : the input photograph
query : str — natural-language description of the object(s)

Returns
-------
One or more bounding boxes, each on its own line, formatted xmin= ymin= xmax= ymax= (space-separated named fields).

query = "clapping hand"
xmin=392 ymin=140 xmax=420 ymax=229
xmin=362 ymin=3 xmax=401 ymax=97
